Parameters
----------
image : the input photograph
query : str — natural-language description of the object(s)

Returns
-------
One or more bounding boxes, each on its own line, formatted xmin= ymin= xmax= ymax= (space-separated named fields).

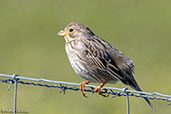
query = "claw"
xmin=80 ymin=81 xmax=89 ymax=97
xmin=95 ymin=86 xmax=106 ymax=97
xmin=94 ymin=81 xmax=108 ymax=97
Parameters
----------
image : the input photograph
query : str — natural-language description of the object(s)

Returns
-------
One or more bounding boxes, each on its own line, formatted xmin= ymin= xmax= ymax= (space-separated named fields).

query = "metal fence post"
xmin=126 ymin=93 xmax=130 ymax=114
xmin=13 ymin=74 xmax=18 ymax=114
xmin=123 ymin=88 xmax=130 ymax=114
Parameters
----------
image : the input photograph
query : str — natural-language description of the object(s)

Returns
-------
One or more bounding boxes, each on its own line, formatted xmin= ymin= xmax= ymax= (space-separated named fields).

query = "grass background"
xmin=0 ymin=0 xmax=171 ymax=114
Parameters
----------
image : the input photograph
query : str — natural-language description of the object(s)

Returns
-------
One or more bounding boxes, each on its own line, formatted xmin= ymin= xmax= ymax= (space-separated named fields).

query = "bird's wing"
xmin=82 ymin=37 xmax=127 ymax=81
xmin=82 ymin=36 xmax=139 ymax=88
xmin=93 ymin=37 xmax=140 ymax=89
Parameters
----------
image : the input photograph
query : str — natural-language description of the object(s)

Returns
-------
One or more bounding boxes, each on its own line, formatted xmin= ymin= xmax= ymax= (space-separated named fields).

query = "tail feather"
xmin=121 ymin=77 xmax=155 ymax=111
xmin=134 ymin=84 xmax=156 ymax=112
xmin=120 ymin=71 xmax=155 ymax=111
xmin=143 ymin=95 xmax=156 ymax=112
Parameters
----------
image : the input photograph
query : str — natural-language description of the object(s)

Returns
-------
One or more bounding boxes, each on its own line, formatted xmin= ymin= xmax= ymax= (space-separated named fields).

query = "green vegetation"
xmin=0 ymin=0 xmax=171 ymax=114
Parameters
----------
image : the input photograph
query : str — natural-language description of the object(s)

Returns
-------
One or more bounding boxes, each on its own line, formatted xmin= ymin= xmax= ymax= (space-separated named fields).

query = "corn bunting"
xmin=58 ymin=22 xmax=154 ymax=111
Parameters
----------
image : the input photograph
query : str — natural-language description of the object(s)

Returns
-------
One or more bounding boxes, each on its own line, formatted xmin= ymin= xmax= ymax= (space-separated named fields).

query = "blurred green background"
xmin=0 ymin=0 xmax=171 ymax=114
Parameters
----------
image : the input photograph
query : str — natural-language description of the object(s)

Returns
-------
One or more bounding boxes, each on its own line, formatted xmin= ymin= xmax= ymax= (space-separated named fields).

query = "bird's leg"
xmin=95 ymin=81 xmax=107 ymax=97
xmin=80 ymin=80 xmax=89 ymax=97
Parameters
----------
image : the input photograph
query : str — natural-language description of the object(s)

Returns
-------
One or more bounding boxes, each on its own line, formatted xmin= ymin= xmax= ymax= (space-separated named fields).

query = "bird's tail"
xmin=128 ymin=80 xmax=156 ymax=112
xmin=120 ymin=72 xmax=155 ymax=111
xmin=121 ymin=77 xmax=155 ymax=111
xmin=135 ymin=86 xmax=156 ymax=112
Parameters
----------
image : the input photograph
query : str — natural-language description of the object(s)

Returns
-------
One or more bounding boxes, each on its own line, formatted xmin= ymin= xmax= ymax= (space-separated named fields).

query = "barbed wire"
xmin=0 ymin=74 xmax=171 ymax=114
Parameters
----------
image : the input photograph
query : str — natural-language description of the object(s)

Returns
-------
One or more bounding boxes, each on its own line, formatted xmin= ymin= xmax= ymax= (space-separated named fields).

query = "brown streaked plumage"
xmin=57 ymin=22 xmax=155 ymax=111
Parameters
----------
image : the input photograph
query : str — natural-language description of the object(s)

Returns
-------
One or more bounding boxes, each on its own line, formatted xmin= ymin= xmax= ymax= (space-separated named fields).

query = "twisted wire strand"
xmin=0 ymin=74 xmax=171 ymax=103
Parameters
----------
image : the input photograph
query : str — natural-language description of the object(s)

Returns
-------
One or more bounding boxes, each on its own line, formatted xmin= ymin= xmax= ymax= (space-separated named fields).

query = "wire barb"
xmin=59 ymin=85 xmax=67 ymax=94
xmin=8 ymin=74 xmax=18 ymax=91
xmin=8 ymin=80 xmax=13 ymax=91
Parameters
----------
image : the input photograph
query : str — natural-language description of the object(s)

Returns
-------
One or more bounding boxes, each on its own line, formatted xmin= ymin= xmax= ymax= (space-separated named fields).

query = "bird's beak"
xmin=57 ymin=30 xmax=66 ymax=37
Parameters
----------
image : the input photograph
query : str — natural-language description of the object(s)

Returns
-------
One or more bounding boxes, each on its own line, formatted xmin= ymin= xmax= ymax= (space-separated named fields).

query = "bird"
xmin=57 ymin=22 xmax=155 ymax=111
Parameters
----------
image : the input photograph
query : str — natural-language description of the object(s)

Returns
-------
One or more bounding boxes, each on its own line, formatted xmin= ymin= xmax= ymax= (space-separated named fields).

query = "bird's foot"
xmin=95 ymin=82 xmax=108 ymax=97
xmin=80 ymin=81 xmax=89 ymax=98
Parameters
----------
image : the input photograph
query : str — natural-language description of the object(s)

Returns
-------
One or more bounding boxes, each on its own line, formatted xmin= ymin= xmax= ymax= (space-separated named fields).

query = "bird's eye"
xmin=69 ymin=28 xmax=74 ymax=32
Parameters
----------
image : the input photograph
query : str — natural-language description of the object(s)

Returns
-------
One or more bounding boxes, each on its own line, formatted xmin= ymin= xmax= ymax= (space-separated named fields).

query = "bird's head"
xmin=57 ymin=22 xmax=94 ymax=42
